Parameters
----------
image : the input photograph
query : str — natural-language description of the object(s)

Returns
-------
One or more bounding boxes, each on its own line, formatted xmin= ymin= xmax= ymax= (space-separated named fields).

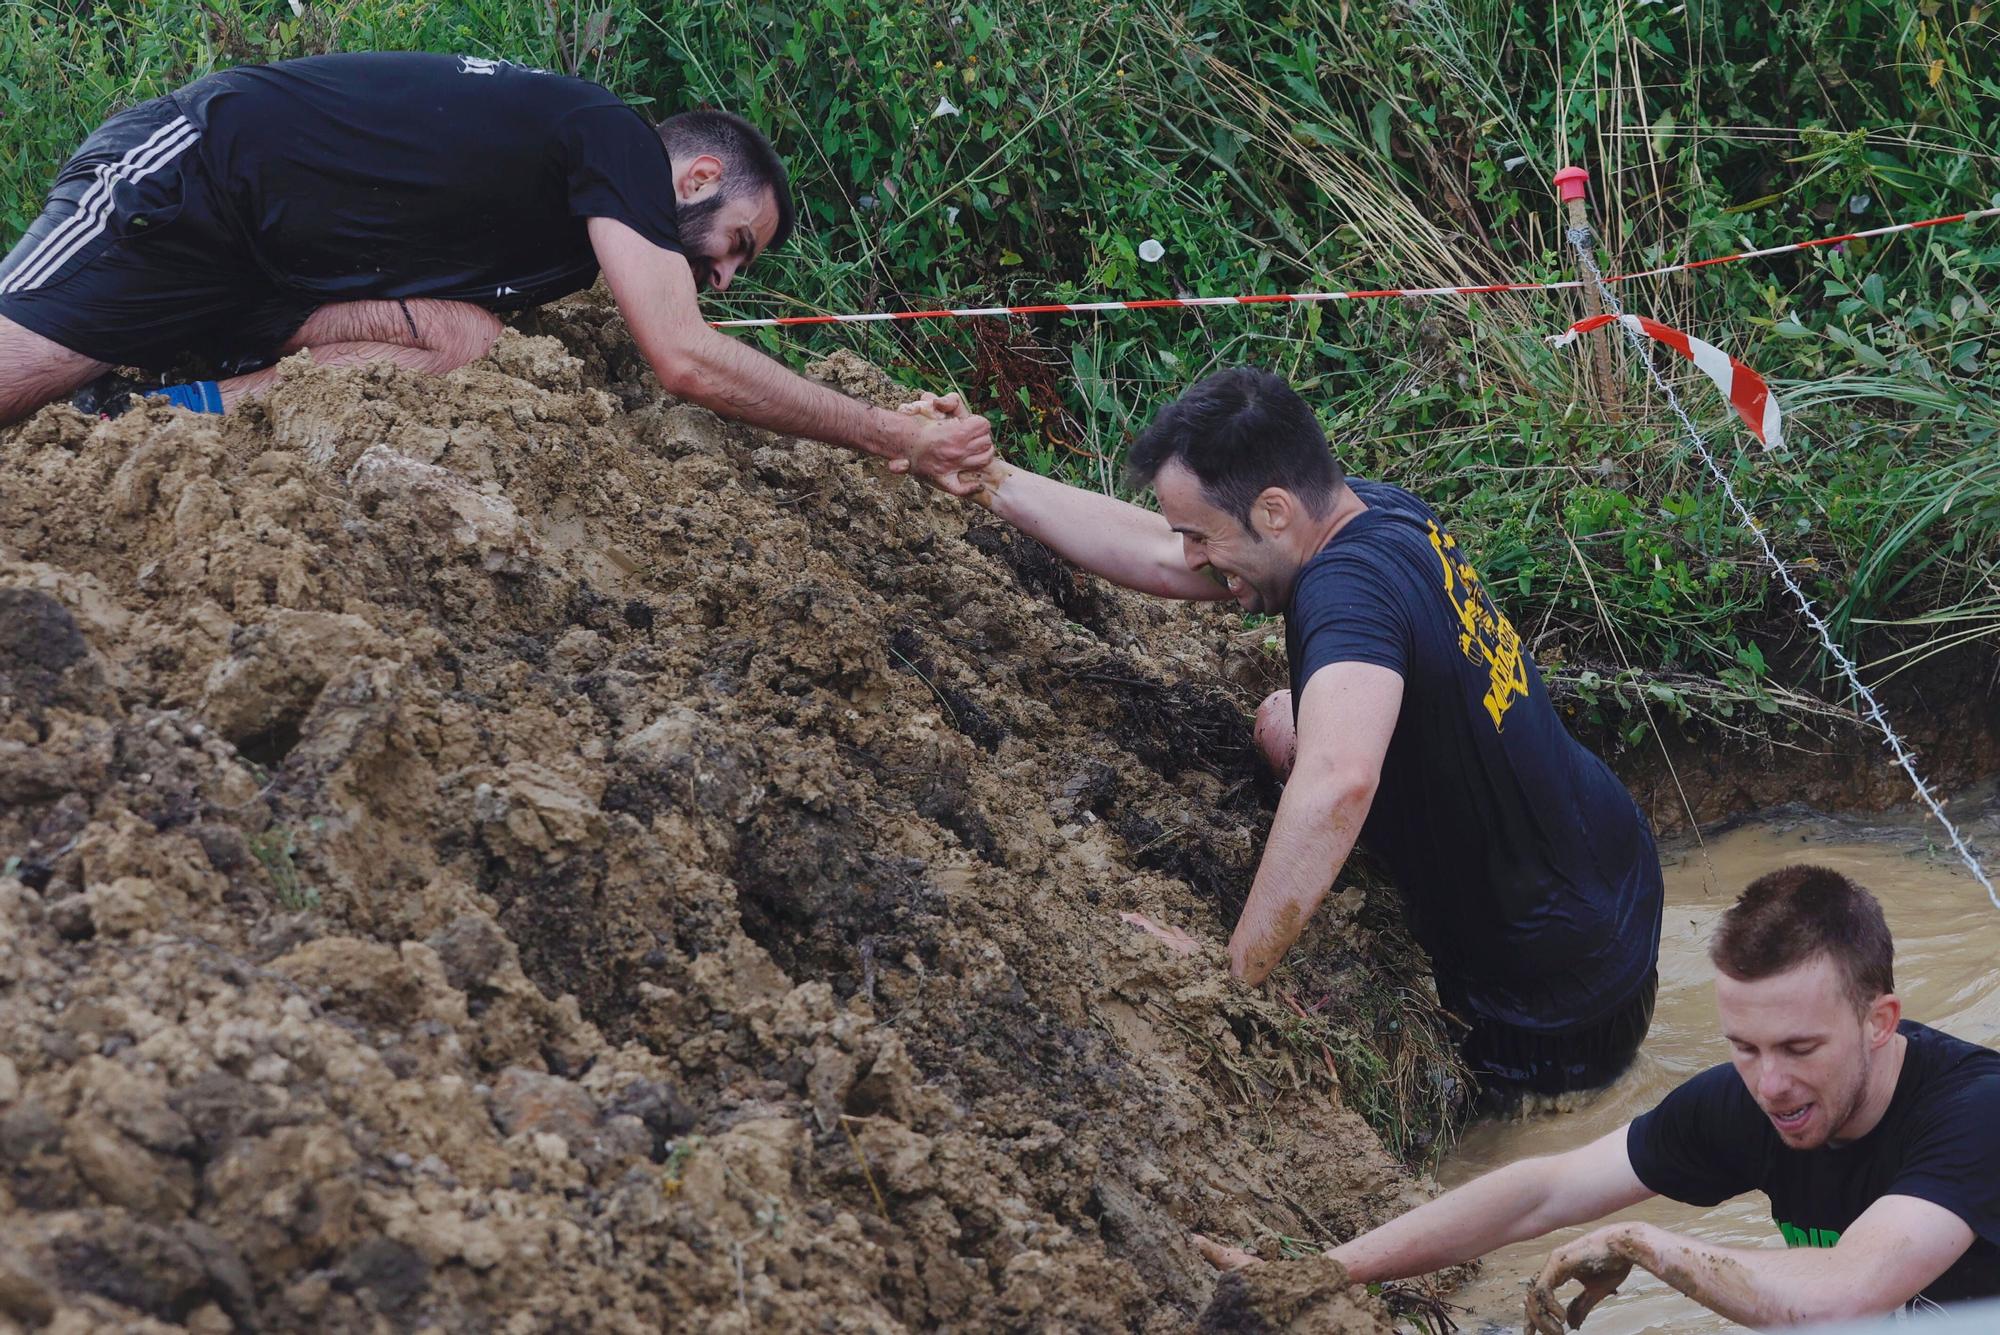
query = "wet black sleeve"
xmin=1627 ymin=1063 xmax=1764 ymax=1207
xmin=555 ymin=103 xmax=684 ymax=255
xmin=1886 ymin=1072 xmax=2000 ymax=1246
xmin=1291 ymin=555 xmax=1412 ymax=684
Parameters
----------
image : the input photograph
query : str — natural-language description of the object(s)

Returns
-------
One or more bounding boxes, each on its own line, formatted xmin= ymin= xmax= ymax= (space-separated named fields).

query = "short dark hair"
xmin=656 ymin=109 xmax=796 ymax=251
xmin=1709 ymin=865 xmax=1895 ymax=1011
xmin=1126 ymin=367 xmax=1344 ymax=526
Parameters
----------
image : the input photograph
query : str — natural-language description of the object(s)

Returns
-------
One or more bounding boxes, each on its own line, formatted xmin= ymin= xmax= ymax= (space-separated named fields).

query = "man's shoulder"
xmin=1904 ymin=1022 xmax=2000 ymax=1108
xmin=1641 ymin=1058 xmax=1765 ymax=1143
xmin=1347 ymin=478 xmax=1434 ymax=520
xmin=1292 ymin=482 xmax=1436 ymax=597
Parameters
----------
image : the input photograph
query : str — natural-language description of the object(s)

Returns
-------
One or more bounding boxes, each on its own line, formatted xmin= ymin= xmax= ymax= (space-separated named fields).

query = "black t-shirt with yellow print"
xmin=1284 ymin=480 xmax=1662 ymax=1033
xmin=1629 ymin=1020 xmax=2000 ymax=1309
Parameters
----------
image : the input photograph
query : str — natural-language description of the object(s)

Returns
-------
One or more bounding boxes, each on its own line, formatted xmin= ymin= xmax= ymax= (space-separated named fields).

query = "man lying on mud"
xmin=0 ymin=51 xmax=991 ymax=493
xmin=909 ymin=368 xmax=1663 ymax=1099
xmin=1199 ymin=866 xmax=2000 ymax=1328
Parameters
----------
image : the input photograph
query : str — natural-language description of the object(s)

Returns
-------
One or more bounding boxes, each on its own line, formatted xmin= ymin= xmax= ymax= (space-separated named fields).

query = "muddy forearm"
xmin=1331 ymin=1157 xmax=1564 ymax=1283
xmin=591 ymin=217 xmax=916 ymax=462
xmin=1228 ymin=773 xmax=1371 ymax=982
xmin=1620 ymin=1223 xmax=1849 ymax=1327
xmin=678 ymin=329 xmax=914 ymax=459
xmin=974 ymin=461 xmax=1229 ymax=601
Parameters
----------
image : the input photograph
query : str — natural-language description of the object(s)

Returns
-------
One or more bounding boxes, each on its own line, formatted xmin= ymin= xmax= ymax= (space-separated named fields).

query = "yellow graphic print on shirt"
xmin=1426 ymin=520 xmax=1528 ymax=730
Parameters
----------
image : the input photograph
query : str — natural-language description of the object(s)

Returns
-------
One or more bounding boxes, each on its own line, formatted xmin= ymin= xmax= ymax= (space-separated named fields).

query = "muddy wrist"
xmin=969 ymin=460 xmax=1016 ymax=512
xmin=873 ymin=407 xmax=925 ymax=462
xmin=1610 ymin=1221 xmax=1657 ymax=1267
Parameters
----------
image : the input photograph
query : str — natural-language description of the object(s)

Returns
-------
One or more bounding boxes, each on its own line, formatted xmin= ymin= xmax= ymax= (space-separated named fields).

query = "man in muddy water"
xmin=1198 ymin=866 xmax=2000 ymax=1328
xmin=909 ymin=367 xmax=1663 ymax=1098
xmin=0 ymin=51 xmax=992 ymax=494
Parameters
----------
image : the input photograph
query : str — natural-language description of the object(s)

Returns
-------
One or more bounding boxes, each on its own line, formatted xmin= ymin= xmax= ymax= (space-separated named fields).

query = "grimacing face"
xmin=672 ymin=159 xmax=780 ymax=293
xmin=1153 ymin=460 xmax=1302 ymax=614
xmin=1714 ymin=953 xmax=1898 ymax=1150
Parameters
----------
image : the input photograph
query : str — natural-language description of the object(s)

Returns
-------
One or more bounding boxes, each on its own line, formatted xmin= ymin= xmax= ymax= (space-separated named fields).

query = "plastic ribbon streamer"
xmin=1548 ymin=313 xmax=1782 ymax=450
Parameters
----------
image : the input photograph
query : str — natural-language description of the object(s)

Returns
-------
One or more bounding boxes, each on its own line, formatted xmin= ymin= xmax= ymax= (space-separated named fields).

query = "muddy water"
xmin=1440 ymin=801 xmax=2000 ymax=1333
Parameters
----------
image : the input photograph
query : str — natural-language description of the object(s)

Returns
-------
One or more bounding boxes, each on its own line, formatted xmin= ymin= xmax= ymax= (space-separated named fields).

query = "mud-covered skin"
xmin=1198 ymin=1255 xmax=1393 ymax=1334
xmin=0 ymin=298 xmax=1431 ymax=1330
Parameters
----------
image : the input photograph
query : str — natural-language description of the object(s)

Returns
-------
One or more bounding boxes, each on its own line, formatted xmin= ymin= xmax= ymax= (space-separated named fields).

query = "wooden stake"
xmin=1555 ymin=167 xmax=1621 ymax=421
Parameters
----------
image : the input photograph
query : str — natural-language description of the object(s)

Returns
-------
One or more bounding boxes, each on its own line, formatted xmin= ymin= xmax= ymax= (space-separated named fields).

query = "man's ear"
xmin=675 ymin=152 xmax=726 ymax=201
xmin=1252 ymin=487 xmax=1295 ymax=539
xmin=1866 ymin=992 xmax=1902 ymax=1048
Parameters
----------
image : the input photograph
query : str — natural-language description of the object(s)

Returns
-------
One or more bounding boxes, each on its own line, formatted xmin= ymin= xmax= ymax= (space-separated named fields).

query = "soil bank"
xmin=0 ymin=296 xmax=1423 ymax=1331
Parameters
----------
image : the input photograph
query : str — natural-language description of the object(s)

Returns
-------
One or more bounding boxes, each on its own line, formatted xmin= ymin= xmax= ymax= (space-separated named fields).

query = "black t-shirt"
xmin=1629 ymin=1020 xmax=2000 ymax=1308
xmin=170 ymin=52 xmax=683 ymax=308
xmin=1285 ymin=481 xmax=1662 ymax=1032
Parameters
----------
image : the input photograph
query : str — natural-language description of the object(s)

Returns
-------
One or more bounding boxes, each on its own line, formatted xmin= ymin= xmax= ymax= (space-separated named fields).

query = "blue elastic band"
xmin=146 ymin=381 xmax=225 ymax=414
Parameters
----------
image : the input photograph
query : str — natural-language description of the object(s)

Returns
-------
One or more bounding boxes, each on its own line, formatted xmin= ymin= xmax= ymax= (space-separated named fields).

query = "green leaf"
xmin=1369 ymin=99 xmax=1393 ymax=157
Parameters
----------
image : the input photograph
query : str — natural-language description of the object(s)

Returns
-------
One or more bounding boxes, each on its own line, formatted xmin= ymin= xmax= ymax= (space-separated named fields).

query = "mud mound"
xmin=0 ymin=294 xmax=1439 ymax=1331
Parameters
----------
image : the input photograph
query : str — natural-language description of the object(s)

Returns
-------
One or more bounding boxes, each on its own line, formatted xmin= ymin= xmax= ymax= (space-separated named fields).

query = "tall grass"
xmin=3 ymin=0 xmax=1997 ymax=724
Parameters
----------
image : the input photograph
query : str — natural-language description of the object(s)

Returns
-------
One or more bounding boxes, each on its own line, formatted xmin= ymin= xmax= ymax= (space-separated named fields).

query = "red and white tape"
xmin=708 ymin=205 xmax=1999 ymax=330
xmin=709 ymin=281 xmax=1576 ymax=329
xmin=1548 ymin=313 xmax=1782 ymax=449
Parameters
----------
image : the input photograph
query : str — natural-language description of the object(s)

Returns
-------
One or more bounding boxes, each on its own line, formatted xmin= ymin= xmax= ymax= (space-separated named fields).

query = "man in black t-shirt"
xmin=0 ymin=53 xmax=990 ymax=493
xmin=910 ymin=366 xmax=1662 ymax=1094
xmin=1196 ymin=864 xmax=2000 ymax=1328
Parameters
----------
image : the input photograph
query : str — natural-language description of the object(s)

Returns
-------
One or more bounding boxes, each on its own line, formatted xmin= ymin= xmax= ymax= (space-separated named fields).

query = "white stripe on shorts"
xmin=1 ymin=116 xmax=199 ymax=295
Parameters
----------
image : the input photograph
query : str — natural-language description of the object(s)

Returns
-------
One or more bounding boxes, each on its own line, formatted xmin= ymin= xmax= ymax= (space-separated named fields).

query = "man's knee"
xmin=0 ymin=314 xmax=106 ymax=425
xmin=412 ymin=301 xmax=502 ymax=369
xmin=1254 ymin=689 xmax=1296 ymax=780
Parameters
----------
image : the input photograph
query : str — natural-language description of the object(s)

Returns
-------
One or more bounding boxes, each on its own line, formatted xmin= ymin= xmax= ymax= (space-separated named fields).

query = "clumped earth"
xmin=0 ymin=293 xmax=1449 ymax=1332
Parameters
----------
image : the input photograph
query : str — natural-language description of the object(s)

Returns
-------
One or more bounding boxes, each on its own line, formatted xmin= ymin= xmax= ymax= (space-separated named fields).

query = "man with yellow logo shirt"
xmin=916 ymin=367 xmax=1662 ymax=1096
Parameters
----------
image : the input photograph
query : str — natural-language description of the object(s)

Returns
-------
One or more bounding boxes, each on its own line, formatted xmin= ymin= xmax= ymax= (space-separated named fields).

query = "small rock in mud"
xmin=490 ymin=1066 xmax=598 ymax=1145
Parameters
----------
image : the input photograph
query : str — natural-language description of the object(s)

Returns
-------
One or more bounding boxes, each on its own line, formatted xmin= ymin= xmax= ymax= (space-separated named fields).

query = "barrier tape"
xmin=1564 ymin=225 xmax=1998 ymax=908
xmin=709 ymin=206 xmax=2000 ymax=330
xmin=1549 ymin=313 xmax=1783 ymax=449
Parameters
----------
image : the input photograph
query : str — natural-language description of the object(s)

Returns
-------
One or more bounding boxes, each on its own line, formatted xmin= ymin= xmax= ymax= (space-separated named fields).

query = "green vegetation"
xmin=4 ymin=0 xmax=1997 ymax=726
xmin=248 ymin=823 xmax=316 ymax=910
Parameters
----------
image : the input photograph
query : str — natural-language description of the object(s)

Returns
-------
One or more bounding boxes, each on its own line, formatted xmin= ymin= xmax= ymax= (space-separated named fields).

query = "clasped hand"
xmin=890 ymin=390 xmax=994 ymax=495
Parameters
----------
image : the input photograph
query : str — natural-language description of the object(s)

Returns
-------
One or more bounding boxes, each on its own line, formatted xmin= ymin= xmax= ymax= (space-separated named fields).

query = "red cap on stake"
xmin=1553 ymin=166 xmax=1589 ymax=203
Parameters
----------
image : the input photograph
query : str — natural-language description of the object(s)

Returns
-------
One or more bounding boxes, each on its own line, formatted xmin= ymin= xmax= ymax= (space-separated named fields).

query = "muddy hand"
xmin=1191 ymin=1233 xmax=1264 ymax=1272
xmin=895 ymin=391 xmax=995 ymax=496
xmin=1118 ymin=911 xmax=1202 ymax=957
xmin=898 ymin=391 xmax=964 ymax=421
xmin=1528 ymin=1228 xmax=1634 ymax=1333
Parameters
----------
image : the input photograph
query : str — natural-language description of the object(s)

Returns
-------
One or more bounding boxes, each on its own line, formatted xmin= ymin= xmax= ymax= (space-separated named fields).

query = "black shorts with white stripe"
xmin=0 ymin=93 xmax=314 ymax=374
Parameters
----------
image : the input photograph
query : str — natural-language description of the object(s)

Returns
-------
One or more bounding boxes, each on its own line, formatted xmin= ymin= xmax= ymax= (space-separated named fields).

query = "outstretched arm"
xmin=893 ymin=390 xmax=1225 ymax=600
xmin=1197 ymin=1126 xmax=1653 ymax=1283
xmin=1529 ymin=1195 xmax=1975 ymax=1332
xmin=589 ymin=217 xmax=994 ymax=494
xmin=970 ymin=458 xmax=1232 ymax=601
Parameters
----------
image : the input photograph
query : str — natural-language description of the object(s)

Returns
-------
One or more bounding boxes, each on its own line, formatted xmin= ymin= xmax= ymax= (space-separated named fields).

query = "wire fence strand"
xmin=1563 ymin=225 xmax=1999 ymax=910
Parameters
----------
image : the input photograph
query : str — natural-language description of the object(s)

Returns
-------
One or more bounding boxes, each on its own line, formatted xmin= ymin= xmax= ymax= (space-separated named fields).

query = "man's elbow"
xmin=1801 ymin=1282 xmax=1910 ymax=1327
xmin=649 ymin=346 xmax=704 ymax=400
xmin=637 ymin=324 xmax=713 ymax=401
xmin=1770 ymin=1261 xmax=1911 ymax=1328
xmin=1290 ymin=766 xmax=1379 ymax=816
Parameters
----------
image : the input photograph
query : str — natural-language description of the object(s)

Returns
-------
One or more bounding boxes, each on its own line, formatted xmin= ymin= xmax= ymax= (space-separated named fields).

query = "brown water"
xmin=1440 ymin=801 xmax=2000 ymax=1334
